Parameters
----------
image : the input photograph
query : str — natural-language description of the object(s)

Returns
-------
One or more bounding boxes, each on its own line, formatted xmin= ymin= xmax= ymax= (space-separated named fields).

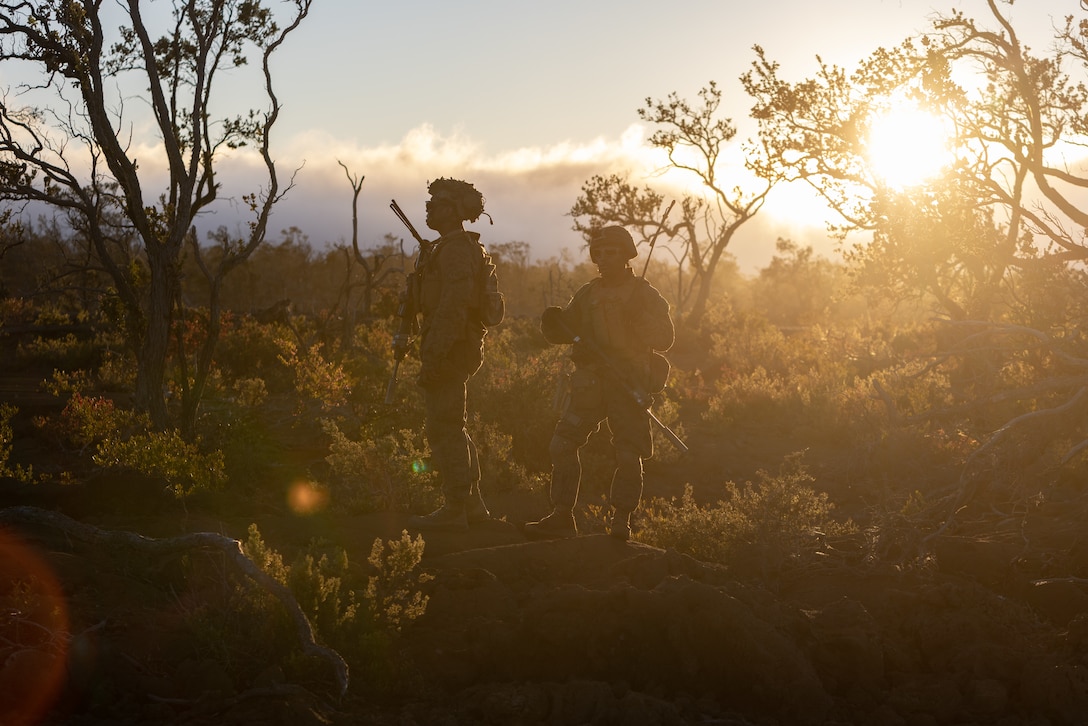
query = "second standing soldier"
xmin=526 ymin=226 xmax=675 ymax=540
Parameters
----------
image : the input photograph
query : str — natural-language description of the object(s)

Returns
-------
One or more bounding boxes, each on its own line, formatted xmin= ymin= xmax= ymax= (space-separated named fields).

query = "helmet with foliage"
xmin=427 ymin=177 xmax=486 ymax=223
xmin=589 ymin=226 xmax=637 ymax=262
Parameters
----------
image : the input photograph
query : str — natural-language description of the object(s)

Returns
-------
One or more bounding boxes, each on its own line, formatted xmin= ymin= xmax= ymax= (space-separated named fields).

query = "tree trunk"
xmin=180 ymin=279 xmax=224 ymax=439
xmin=135 ymin=251 xmax=175 ymax=428
xmin=687 ymin=275 xmax=712 ymax=328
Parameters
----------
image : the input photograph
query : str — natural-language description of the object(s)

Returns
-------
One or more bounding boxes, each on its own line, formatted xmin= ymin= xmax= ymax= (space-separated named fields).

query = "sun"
xmin=865 ymin=101 xmax=953 ymax=189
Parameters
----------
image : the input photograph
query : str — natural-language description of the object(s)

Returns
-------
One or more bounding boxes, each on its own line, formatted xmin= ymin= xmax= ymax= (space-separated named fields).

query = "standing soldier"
xmin=409 ymin=178 xmax=492 ymax=531
xmin=526 ymin=226 xmax=675 ymax=540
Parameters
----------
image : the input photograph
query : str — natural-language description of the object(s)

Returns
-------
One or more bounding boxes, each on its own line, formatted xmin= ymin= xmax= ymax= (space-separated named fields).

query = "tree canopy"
xmin=0 ymin=0 xmax=312 ymax=428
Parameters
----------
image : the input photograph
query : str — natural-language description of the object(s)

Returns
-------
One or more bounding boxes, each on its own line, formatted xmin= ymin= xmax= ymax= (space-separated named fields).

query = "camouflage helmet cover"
xmin=589 ymin=226 xmax=637 ymax=261
xmin=427 ymin=177 xmax=485 ymax=223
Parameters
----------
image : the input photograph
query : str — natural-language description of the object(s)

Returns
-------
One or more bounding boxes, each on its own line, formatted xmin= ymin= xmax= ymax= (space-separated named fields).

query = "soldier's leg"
xmin=609 ymin=446 xmax=645 ymax=513
xmin=525 ymin=368 xmax=603 ymax=538
xmin=548 ymin=367 xmax=606 ymax=509
xmin=521 ymin=426 xmax=588 ymax=539
xmin=466 ymin=434 xmax=490 ymax=522
xmin=423 ymin=376 xmax=473 ymax=506
xmin=547 ymin=429 xmax=585 ymax=510
xmin=605 ymin=391 xmax=653 ymax=540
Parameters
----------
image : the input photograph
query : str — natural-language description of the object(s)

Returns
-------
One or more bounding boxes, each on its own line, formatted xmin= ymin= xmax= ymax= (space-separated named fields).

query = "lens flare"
xmin=0 ymin=528 xmax=69 ymax=724
xmin=287 ymin=480 xmax=329 ymax=515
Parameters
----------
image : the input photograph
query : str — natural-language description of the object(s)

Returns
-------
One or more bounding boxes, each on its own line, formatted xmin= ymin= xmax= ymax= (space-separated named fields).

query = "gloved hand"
xmin=540 ymin=306 xmax=576 ymax=344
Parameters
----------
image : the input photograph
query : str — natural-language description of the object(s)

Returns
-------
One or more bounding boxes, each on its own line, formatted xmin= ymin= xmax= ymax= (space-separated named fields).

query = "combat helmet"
xmin=589 ymin=226 xmax=637 ymax=262
xmin=428 ymin=178 xmax=486 ymax=223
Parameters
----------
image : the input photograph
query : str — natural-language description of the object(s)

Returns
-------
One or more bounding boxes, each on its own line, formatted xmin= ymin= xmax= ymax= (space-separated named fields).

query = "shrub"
xmin=470 ymin=319 xmax=568 ymax=474
xmin=242 ymin=524 xmax=289 ymax=585
xmin=321 ymin=418 xmax=439 ymax=514
xmin=288 ymin=543 xmax=359 ymax=636
xmin=176 ymin=542 xmax=290 ymax=681
xmin=94 ymin=428 xmax=226 ymax=498
xmin=16 ymin=333 xmax=99 ymax=370
xmin=469 ymin=412 xmax=544 ymax=497
xmin=0 ymin=297 xmax=36 ymax=326
xmin=277 ymin=338 xmax=353 ymax=412
xmin=96 ymin=349 xmax=136 ymax=391
xmin=640 ymin=452 xmax=855 ymax=573
xmin=363 ymin=529 xmax=433 ymax=633
xmin=216 ymin=317 xmax=295 ymax=392
xmin=231 ymin=377 xmax=268 ymax=408
xmin=43 ymin=392 xmax=225 ymax=497
xmin=242 ymin=525 xmax=432 ymax=692
xmin=0 ymin=404 xmax=33 ymax=482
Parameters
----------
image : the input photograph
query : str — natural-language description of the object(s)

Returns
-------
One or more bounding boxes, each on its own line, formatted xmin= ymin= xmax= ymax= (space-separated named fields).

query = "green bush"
xmin=321 ymin=418 xmax=440 ymax=514
xmin=215 ymin=317 xmax=296 ymax=393
xmin=470 ymin=319 xmax=568 ymax=474
xmin=44 ymin=392 xmax=225 ymax=496
xmin=640 ymin=452 xmax=855 ymax=573
xmin=363 ymin=529 xmax=433 ymax=633
xmin=277 ymin=339 xmax=353 ymax=413
xmin=242 ymin=524 xmax=289 ymax=585
xmin=0 ymin=404 xmax=33 ymax=482
xmin=16 ymin=333 xmax=99 ymax=370
xmin=288 ymin=543 xmax=359 ymax=636
xmin=94 ymin=428 xmax=226 ymax=498
xmin=242 ymin=525 xmax=432 ymax=695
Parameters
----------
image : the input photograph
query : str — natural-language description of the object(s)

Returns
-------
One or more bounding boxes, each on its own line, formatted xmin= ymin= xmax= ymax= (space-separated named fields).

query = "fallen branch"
xmin=924 ymin=386 xmax=1088 ymax=547
xmin=0 ymin=506 xmax=349 ymax=697
xmin=1033 ymin=576 xmax=1088 ymax=586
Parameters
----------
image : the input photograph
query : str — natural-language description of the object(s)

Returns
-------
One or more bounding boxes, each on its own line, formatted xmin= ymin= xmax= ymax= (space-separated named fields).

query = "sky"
xmin=3 ymin=0 xmax=1079 ymax=272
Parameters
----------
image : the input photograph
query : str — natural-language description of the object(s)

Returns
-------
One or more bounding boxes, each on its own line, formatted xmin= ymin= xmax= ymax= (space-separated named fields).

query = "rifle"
xmin=555 ymin=316 xmax=688 ymax=454
xmin=384 ymin=200 xmax=433 ymax=404
xmin=640 ymin=199 xmax=675 ymax=279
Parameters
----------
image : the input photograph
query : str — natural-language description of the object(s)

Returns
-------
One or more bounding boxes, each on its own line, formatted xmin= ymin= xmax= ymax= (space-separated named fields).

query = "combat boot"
xmin=410 ymin=502 xmax=468 ymax=532
xmin=524 ymin=508 xmax=577 ymax=540
xmin=609 ymin=509 xmax=632 ymax=541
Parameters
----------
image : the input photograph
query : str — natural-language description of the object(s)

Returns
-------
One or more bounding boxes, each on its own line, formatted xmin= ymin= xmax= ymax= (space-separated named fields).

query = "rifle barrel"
xmin=384 ymin=359 xmax=401 ymax=405
xmin=640 ymin=199 xmax=676 ymax=279
xmin=648 ymin=408 xmax=689 ymax=453
xmin=390 ymin=199 xmax=427 ymax=246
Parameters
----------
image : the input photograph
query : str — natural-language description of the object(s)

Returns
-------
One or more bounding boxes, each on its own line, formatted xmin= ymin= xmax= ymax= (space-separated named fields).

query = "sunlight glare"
xmin=866 ymin=102 xmax=952 ymax=189
xmin=287 ymin=480 xmax=329 ymax=515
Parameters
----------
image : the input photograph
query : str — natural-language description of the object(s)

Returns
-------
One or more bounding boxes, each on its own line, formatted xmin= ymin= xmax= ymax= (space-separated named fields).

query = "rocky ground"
xmin=3 ymin=469 xmax=1088 ymax=726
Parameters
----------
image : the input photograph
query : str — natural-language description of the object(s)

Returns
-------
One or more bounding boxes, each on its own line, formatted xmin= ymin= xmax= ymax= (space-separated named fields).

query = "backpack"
xmin=477 ymin=248 xmax=505 ymax=327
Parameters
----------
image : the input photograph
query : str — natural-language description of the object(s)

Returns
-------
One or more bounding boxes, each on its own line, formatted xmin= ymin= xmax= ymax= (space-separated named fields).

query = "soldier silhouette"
xmin=409 ymin=178 xmax=493 ymax=532
xmin=526 ymin=226 xmax=675 ymax=541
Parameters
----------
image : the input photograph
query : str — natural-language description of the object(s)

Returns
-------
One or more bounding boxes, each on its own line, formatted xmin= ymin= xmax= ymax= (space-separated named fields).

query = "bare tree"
xmin=571 ymin=82 xmax=782 ymax=327
xmin=334 ymin=161 xmax=399 ymax=349
xmin=0 ymin=0 xmax=312 ymax=428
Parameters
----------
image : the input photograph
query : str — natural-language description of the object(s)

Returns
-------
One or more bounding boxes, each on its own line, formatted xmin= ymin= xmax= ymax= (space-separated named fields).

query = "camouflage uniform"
xmin=417 ymin=227 xmax=488 ymax=508
xmin=541 ymin=258 xmax=675 ymax=523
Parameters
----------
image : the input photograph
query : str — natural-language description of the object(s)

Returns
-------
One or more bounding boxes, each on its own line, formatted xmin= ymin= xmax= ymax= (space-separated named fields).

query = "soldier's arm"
xmin=634 ymin=285 xmax=675 ymax=352
xmin=540 ymin=283 xmax=591 ymax=344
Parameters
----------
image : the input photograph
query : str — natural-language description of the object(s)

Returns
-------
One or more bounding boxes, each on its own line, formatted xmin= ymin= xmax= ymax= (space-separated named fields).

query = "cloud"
xmin=218 ymin=123 xmax=668 ymax=262
xmin=44 ymin=122 xmax=838 ymax=273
